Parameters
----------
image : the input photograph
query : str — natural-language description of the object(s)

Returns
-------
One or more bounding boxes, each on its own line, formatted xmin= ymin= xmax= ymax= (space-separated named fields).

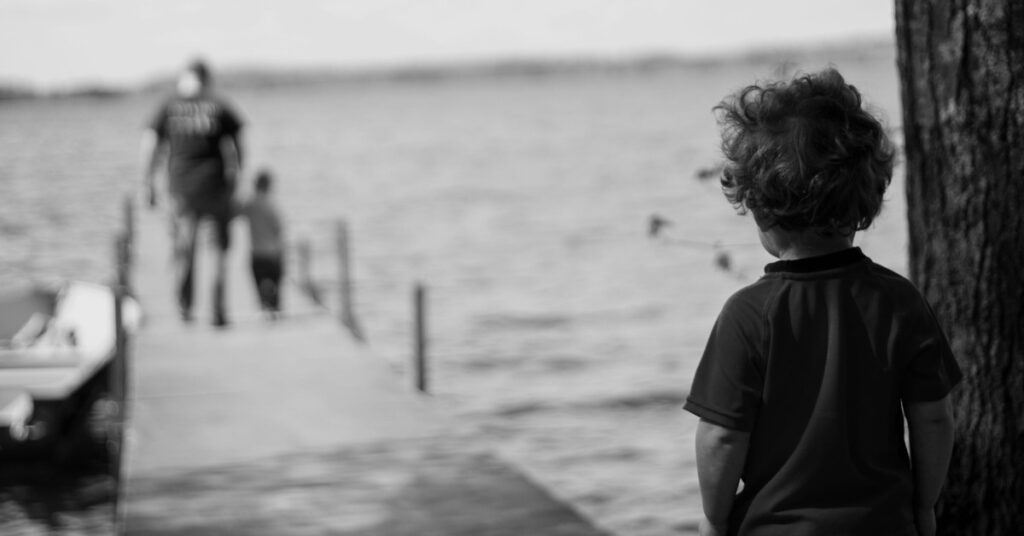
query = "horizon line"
xmin=1 ymin=34 xmax=895 ymax=96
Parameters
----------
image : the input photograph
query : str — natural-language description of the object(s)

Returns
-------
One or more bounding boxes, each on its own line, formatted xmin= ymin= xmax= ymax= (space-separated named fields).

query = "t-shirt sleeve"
xmin=683 ymin=297 xmax=764 ymax=431
xmin=900 ymin=310 xmax=962 ymax=402
xmin=148 ymin=102 xmax=169 ymax=137
xmin=219 ymin=101 xmax=243 ymax=136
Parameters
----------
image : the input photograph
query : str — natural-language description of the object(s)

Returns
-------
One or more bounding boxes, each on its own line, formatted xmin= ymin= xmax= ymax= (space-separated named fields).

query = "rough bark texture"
xmin=895 ymin=0 xmax=1024 ymax=534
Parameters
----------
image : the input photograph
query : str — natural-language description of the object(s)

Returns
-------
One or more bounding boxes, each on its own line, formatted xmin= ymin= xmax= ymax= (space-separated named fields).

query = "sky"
xmin=0 ymin=0 xmax=896 ymax=88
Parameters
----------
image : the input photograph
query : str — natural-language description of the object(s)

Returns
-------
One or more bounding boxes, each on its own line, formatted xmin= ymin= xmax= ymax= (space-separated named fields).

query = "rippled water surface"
xmin=0 ymin=50 xmax=906 ymax=535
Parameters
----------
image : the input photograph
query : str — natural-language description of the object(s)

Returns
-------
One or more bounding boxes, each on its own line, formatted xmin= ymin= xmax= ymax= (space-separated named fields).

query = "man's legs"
xmin=266 ymin=256 xmax=283 ymax=313
xmin=211 ymin=207 xmax=233 ymax=327
xmin=212 ymin=246 xmax=228 ymax=327
xmin=171 ymin=208 xmax=200 ymax=322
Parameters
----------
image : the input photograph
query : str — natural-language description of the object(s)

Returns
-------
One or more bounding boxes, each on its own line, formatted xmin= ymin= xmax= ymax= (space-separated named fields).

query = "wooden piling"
xmin=111 ymin=225 xmax=132 ymax=534
xmin=414 ymin=283 xmax=428 ymax=393
xmin=122 ymin=195 xmax=135 ymax=266
xmin=115 ymin=235 xmax=129 ymax=293
xmin=111 ymin=233 xmax=129 ymax=502
xmin=336 ymin=220 xmax=364 ymax=341
xmin=111 ymin=281 xmax=127 ymax=408
xmin=110 ymin=280 xmax=126 ymax=536
xmin=111 ymin=232 xmax=130 ymax=414
xmin=111 ymin=194 xmax=134 ymax=297
xmin=296 ymin=239 xmax=324 ymax=307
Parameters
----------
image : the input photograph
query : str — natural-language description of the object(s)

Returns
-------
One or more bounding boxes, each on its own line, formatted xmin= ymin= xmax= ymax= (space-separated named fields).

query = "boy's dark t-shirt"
xmin=684 ymin=248 xmax=962 ymax=536
xmin=149 ymin=95 xmax=243 ymax=207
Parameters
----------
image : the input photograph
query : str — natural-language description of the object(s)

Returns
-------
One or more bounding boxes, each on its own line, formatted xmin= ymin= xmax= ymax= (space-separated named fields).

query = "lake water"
xmin=0 ymin=47 xmax=907 ymax=535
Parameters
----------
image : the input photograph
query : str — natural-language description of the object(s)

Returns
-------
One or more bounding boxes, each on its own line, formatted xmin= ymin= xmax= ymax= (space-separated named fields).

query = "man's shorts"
xmin=173 ymin=193 xmax=234 ymax=250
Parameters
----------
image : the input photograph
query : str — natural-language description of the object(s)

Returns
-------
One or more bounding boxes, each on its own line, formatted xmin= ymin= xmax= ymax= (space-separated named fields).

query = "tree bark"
xmin=895 ymin=1 xmax=1024 ymax=534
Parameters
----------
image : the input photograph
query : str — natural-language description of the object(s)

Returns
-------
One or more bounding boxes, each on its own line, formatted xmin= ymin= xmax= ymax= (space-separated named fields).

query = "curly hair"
xmin=715 ymin=68 xmax=894 ymax=235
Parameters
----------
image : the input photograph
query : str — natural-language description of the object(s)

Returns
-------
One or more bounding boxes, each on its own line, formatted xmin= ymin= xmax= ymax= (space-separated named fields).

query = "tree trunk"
xmin=895 ymin=1 xmax=1024 ymax=534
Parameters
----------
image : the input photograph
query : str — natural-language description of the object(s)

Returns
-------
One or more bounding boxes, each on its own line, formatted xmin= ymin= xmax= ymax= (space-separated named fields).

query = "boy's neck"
xmin=759 ymin=226 xmax=854 ymax=261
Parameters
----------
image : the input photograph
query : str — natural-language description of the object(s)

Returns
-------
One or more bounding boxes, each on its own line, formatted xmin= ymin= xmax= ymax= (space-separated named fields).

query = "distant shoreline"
xmin=0 ymin=85 xmax=126 ymax=102
xmin=0 ymin=37 xmax=894 ymax=101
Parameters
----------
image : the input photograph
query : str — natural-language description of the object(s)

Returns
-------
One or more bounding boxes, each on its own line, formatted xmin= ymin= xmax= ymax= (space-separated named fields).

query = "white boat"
xmin=0 ymin=281 xmax=138 ymax=462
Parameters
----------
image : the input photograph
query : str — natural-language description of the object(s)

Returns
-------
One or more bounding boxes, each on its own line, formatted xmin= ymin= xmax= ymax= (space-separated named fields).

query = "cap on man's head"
xmin=187 ymin=59 xmax=211 ymax=85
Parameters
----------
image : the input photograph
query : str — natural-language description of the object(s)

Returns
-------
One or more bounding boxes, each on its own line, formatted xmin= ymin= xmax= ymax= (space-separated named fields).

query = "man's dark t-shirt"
xmin=149 ymin=95 xmax=242 ymax=208
xmin=684 ymin=248 xmax=962 ymax=536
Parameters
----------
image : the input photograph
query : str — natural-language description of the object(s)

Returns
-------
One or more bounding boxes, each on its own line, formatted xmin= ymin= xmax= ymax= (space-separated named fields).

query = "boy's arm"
xmin=904 ymin=395 xmax=955 ymax=536
xmin=696 ymin=419 xmax=750 ymax=536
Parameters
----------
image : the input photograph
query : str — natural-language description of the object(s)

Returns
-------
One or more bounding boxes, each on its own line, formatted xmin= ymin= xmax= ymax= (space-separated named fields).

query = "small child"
xmin=683 ymin=68 xmax=962 ymax=536
xmin=240 ymin=169 xmax=285 ymax=319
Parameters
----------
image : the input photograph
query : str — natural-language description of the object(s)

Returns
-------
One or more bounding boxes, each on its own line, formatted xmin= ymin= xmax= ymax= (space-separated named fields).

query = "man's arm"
xmin=695 ymin=419 xmax=750 ymax=536
xmin=221 ymin=132 xmax=243 ymax=194
xmin=904 ymin=395 xmax=955 ymax=536
xmin=140 ymin=129 xmax=164 ymax=208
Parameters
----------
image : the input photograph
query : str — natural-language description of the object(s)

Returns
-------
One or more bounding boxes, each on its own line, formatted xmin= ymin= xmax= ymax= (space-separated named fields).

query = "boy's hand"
xmin=699 ymin=517 xmax=728 ymax=536
xmin=914 ymin=507 xmax=936 ymax=536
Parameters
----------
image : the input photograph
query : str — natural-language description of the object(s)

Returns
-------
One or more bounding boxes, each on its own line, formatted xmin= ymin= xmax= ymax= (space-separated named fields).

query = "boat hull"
xmin=0 ymin=282 xmax=134 ymax=466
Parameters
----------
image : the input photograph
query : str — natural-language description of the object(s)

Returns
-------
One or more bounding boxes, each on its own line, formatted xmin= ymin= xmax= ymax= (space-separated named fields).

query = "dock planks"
xmin=121 ymin=209 xmax=609 ymax=535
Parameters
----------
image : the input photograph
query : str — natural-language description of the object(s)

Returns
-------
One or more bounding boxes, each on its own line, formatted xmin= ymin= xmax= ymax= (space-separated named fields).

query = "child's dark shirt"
xmin=684 ymin=247 xmax=962 ymax=536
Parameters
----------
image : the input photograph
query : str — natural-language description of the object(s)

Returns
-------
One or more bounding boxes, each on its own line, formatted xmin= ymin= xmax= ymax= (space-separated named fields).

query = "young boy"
xmin=240 ymin=169 xmax=285 ymax=319
xmin=683 ymin=69 xmax=962 ymax=536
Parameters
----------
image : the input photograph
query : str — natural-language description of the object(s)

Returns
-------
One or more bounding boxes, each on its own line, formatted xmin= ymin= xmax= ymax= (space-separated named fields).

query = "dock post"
xmin=414 ymin=283 xmax=428 ymax=393
xmin=110 ymin=234 xmax=129 ymax=535
xmin=112 ymin=285 xmax=127 ymax=409
xmin=296 ymin=238 xmax=323 ymax=307
xmin=116 ymin=235 xmax=130 ymax=296
xmin=115 ymin=194 xmax=134 ymax=295
xmin=336 ymin=220 xmax=364 ymax=341
xmin=122 ymin=195 xmax=135 ymax=267
xmin=112 ymin=233 xmax=129 ymax=408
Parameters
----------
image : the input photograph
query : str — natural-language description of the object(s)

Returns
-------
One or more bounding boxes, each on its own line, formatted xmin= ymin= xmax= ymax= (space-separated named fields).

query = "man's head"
xmin=177 ymin=59 xmax=211 ymax=97
xmin=715 ymin=68 xmax=895 ymax=237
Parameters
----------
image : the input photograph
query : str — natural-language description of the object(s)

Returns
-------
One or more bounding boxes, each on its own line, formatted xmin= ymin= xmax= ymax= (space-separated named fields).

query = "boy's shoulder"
xmin=860 ymin=260 xmax=935 ymax=311
xmin=719 ymin=277 xmax=780 ymax=324
xmin=722 ymin=257 xmax=933 ymax=317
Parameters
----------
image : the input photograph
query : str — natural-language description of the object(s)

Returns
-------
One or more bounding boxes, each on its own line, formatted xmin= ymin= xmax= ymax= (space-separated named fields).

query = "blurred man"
xmin=142 ymin=59 xmax=244 ymax=327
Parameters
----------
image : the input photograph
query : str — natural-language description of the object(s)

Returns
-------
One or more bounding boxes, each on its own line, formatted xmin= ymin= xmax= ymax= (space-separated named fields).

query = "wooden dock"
xmin=120 ymin=208 xmax=609 ymax=535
